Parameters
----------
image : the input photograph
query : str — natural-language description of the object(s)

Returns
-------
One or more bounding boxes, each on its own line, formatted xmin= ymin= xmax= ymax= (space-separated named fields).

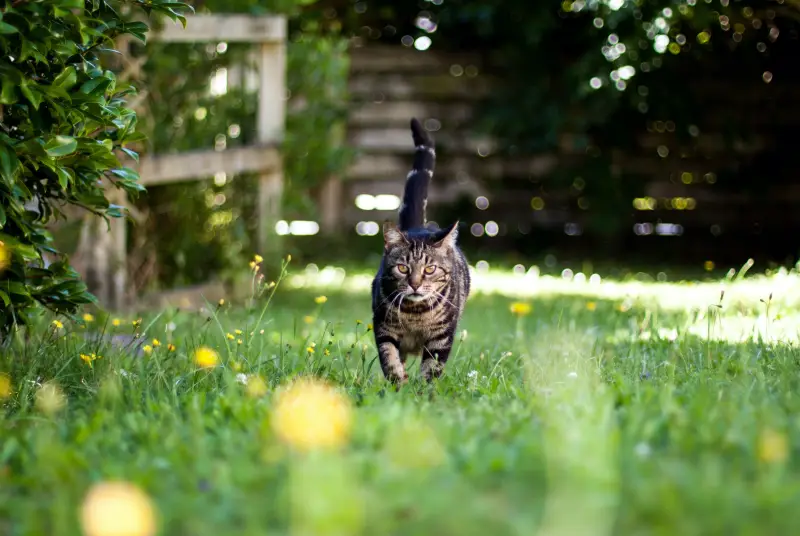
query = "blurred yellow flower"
xmin=132 ymin=319 xmax=142 ymax=328
xmin=52 ymin=320 xmax=64 ymax=330
xmin=112 ymin=318 xmax=122 ymax=327
xmin=356 ymin=319 xmax=362 ymax=325
xmin=314 ymin=295 xmax=327 ymax=304
xmin=510 ymin=302 xmax=532 ymax=316
xmin=218 ymin=299 xmax=225 ymax=306
xmin=306 ymin=346 xmax=315 ymax=354
xmin=303 ymin=316 xmax=314 ymax=324
xmin=324 ymin=348 xmax=330 ymax=356
xmin=254 ymin=254 xmax=264 ymax=264
xmin=152 ymin=339 xmax=161 ymax=347
xmin=0 ymin=241 xmax=10 ymax=272
xmin=246 ymin=375 xmax=268 ymax=398
xmin=142 ymin=345 xmax=153 ymax=355
xmin=234 ymin=329 xmax=243 ymax=335
xmin=367 ymin=323 xmax=373 ymax=332
xmin=226 ymin=333 xmax=235 ymax=340
xmin=272 ymin=377 xmax=353 ymax=451
xmin=35 ymin=382 xmax=66 ymax=415
xmin=586 ymin=301 xmax=597 ymax=312
xmin=80 ymin=353 xmax=92 ymax=364
xmin=758 ymin=428 xmax=788 ymax=464
xmin=0 ymin=373 xmax=12 ymax=399
xmin=704 ymin=260 xmax=715 ymax=271
xmin=249 ymin=261 xmax=257 ymax=271
xmin=616 ymin=303 xmax=630 ymax=312
xmin=80 ymin=481 xmax=157 ymax=536
xmin=83 ymin=313 xmax=95 ymax=323
xmin=237 ymin=339 xmax=243 ymax=345
xmin=167 ymin=344 xmax=176 ymax=352
xmin=193 ymin=346 xmax=219 ymax=368
xmin=286 ymin=254 xmax=292 ymax=262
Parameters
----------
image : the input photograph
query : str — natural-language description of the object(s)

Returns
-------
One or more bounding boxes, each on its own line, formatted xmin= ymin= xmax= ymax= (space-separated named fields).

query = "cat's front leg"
xmin=420 ymin=338 xmax=453 ymax=382
xmin=376 ymin=334 xmax=408 ymax=385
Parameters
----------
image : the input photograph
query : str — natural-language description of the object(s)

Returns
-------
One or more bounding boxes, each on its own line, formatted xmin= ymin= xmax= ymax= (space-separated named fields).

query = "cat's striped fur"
xmin=371 ymin=118 xmax=471 ymax=384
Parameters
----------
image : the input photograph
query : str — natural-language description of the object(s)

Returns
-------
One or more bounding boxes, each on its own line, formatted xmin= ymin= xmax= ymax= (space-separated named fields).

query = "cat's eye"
xmin=396 ymin=264 xmax=409 ymax=274
xmin=424 ymin=265 xmax=437 ymax=275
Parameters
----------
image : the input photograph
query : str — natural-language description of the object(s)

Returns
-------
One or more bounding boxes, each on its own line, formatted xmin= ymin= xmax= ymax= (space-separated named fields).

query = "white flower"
xmin=567 ymin=371 xmax=578 ymax=379
xmin=236 ymin=373 xmax=249 ymax=385
xmin=467 ymin=370 xmax=478 ymax=380
xmin=459 ymin=329 xmax=468 ymax=341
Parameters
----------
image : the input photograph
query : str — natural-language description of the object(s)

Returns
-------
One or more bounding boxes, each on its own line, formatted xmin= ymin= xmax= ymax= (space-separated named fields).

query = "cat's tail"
xmin=398 ymin=118 xmax=436 ymax=231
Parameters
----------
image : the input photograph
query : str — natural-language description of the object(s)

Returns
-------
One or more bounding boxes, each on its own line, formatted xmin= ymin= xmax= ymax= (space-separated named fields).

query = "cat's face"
xmin=382 ymin=223 xmax=459 ymax=302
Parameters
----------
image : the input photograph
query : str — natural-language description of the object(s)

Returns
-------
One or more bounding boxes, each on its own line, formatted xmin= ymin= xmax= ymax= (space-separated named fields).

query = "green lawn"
xmin=2 ymin=262 xmax=800 ymax=536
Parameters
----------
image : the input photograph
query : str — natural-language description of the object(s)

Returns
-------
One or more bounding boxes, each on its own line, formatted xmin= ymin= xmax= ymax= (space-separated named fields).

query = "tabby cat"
xmin=371 ymin=118 xmax=471 ymax=384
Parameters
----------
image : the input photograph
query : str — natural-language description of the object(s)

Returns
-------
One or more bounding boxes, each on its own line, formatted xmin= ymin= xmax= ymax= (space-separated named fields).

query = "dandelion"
xmin=249 ymin=261 xmax=258 ymax=271
xmin=142 ymin=345 xmax=153 ymax=355
xmin=0 ymin=373 xmax=12 ymax=399
xmin=0 ymin=241 xmax=9 ymax=272
xmin=758 ymin=428 xmax=788 ymax=464
xmin=226 ymin=333 xmax=235 ymax=340
xmin=80 ymin=353 xmax=93 ymax=364
xmin=324 ymin=348 xmax=330 ymax=356
xmin=356 ymin=320 xmax=362 ymax=325
xmin=303 ymin=316 xmax=314 ymax=324
xmin=80 ymin=481 xmax=157 ymax=536
xmin=35 ymin=382 xmax=66 ymax=415
xmin=112 ymin=318 xmax=122 ymax=327
xmin=286 ymin=254 xmax=292 ymax=262
xmin=83 ymin=313 xmax=95 ymax=323
xmin=367 ymin=324 xmax=373 ymax=332
xmin=315 ymin=295 xmax=328 ymax=304
xmin=306 ymin=346 xmax=315 ymax=354
xmin=254 ymin=254 xmax=264 ymax=264
xmin=510 ymin=302 xmax=532 ymax=316
xmin=132 ymin=319 xmax=142 ymax=328
xmin=152 ymin=339 xmax=161 ymax=347
xmin=167 ymin=343 xmax=176 ymax=352
xmin=52 ymin=320 xmax=64 ymax=330
xmin=245 ymin=375 xmax=268 ymax=398
xmin=234 ymin=329 xmax=243 ymax=335
xmin=271 ymin=377 xmax=352 ymax=451
xmin=586 ymin=301 xmax=597 ymax=312
xmin=237 ymin=339 xmax=243 ymax=345
xmin=218 ymin=298 xmax=225 ymax=306
xmin=193 ymin=346 xmax=219 ymax=368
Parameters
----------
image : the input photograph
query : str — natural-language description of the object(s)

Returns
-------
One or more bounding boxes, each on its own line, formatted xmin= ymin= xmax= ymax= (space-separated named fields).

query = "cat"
xmin=371 ymin=118 xmax=471 ymax=385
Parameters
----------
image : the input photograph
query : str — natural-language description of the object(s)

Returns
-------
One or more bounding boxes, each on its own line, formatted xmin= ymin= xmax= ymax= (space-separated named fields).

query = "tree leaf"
xmin=19 ymin=82 xmax=42 ymax=110
xmin=0 ymin=141 xmax=20 ymax=184
xmin=44 ymin=136 xmax=78 ymax=157
xmin=0 ymin=22 xmax=17 ymax=35
xmin=53 ymin=66 xmax=77 ymax=90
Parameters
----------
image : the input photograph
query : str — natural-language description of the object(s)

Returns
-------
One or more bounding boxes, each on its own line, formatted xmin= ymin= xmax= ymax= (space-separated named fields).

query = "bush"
xmin=0 ymin=0 xmax=191 ymax=339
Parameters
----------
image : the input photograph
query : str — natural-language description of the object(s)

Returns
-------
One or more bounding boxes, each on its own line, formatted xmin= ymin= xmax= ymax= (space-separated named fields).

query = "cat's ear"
xmin=383 ymin=222 xmax=407 ymax=248
xmin=432 ymin=220 xmax=459 ymax=249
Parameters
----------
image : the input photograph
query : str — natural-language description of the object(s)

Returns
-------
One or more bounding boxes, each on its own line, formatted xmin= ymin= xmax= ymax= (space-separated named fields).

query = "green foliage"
xmin=2 ymin=270 xmax=800 ymax=532
xmin=0 ymin=0 xmax=191 ymax=337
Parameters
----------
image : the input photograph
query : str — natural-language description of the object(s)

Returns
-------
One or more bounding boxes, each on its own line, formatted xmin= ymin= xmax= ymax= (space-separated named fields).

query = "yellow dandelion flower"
xmin=367 ymin=323 xmax=373 ymax=332
xmin=510 ymin=302 xmax=532 ymax=316
xmin=271 ymin=377 xmax=353 ymax=451
xmin=132 ymin=319 xmax=142 ymax=328
xmin=52 ymin=320 xmax=64 ymax=330
xmin=218 ymin=299 xmax=225 ymax=306
xmin=356 ymin=320 xmax=362 ymax=325
xmin=0 ymin=241 xmax=9 ymax=272
xmin=80 ymin=353 xmax=92 ymax=364
xmin=306 ymin=346 xmax=315 ymax=354
xmin=237 ymin=339 xmax=243 ymax=345
xmin=152 ymin=339 xmax=161 ymax=347
xmin=167 ymin=344 xmax=176 ymax=352
xmin=249 ymin=261 xmax=257 ymax=271
xmin=83 ymin=313 xmax=95 ymax=323
xmin=268 ymin=281 xmax=276 ymax=288
xmin=314 ymin=295 xmax=328 ymax=304
xmin=231 ymin=361 xmax=242 ymax=372
xmin=303 ymin=316 xmax=314 ymax=324
xmin=142 ymin=345 xmax=153 ymax=355
xmin=286 ymin=254 xmax=292 ymax=262
xmin=193 ymin=346 xmax=219 ymax=368
xmin=226 ymin=333 xmax=235 ymax=340
xmin=35 ymin=382 xmax=66 ymax=415
xmin=80 ymin=481 xmax=157 ymax=536
xmin=245 ymin=375 xmax=268 ymax=398
xmin=234 ymin=329 xmax=243 ymax=335
xmin=758 ymin=428 xmax=788 ymax=464
xmin=254 ymin=254 xmax=264 ymax=264
xmin=586 ymin=301 xmax=597 ymax=312
xmin=0 ymin=373 xmax=13 ymax=399
xmin=112 ymin=318 xmax=122 ymax=327
xmin=324 ymin=348 xmax=330 ymax=356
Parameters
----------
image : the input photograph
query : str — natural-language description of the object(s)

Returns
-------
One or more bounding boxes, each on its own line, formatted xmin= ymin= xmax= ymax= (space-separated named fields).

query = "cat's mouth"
xmin=405 ymin=292 xmax=426 ymax=302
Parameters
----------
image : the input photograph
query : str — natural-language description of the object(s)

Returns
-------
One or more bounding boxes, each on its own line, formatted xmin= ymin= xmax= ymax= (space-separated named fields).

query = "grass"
xmin=1 ymin=261 xmax=800 ymax=536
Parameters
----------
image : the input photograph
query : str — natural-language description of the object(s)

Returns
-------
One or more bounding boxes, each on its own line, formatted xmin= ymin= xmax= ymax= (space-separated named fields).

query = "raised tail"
xmin=398 ymin=118 xmax=436 ymax=231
